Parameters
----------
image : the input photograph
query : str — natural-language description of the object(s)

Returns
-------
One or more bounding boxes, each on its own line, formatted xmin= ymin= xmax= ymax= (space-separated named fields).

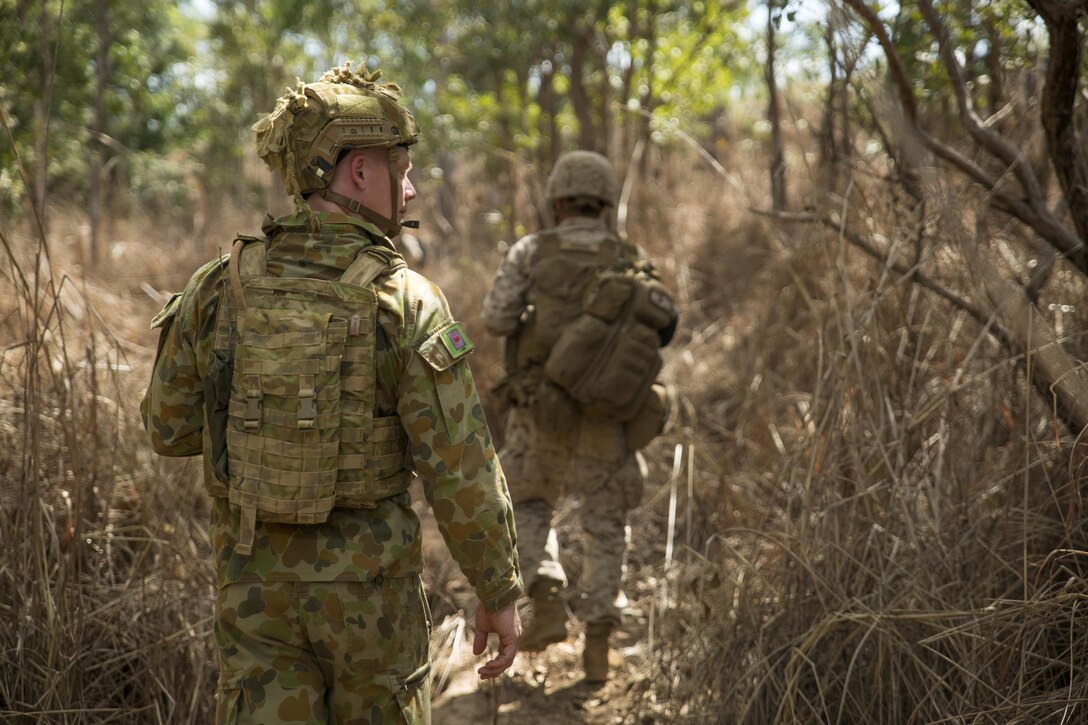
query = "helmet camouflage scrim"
xmin=252 ymin=62 xmax=420 ymax=235
xmin=544 ymin=150 xmax=620 ymax=207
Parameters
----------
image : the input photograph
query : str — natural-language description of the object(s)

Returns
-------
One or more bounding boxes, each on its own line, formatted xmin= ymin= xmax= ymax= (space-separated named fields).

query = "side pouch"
xmin=530 ymin=378 xmax=578 ymax=434
xmin=581 ymin=321 xmax=662 ymax=421
xmin=204 ymin=349 xmax=233 ymax=484
xmin=583 ymin=272 xmax=634 ymax=321
xmin=625 ymin=382 xmax=670 ymax=451
xmin=630 ymin=276 xmax=675 ymax=330
xmin=544 ymin=315 xmax=610 ymax=399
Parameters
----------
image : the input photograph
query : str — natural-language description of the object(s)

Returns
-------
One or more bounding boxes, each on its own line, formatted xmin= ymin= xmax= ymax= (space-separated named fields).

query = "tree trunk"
xmin=619 ymin=0 xmax=641 ymax=163
xmin=536 ymin=49 xmax=560 ymax=226
xmin=982 ymin=14 xmax=1005 ymax=119
xmin=89 ymin=0 xmax=114 ymax=263
xmin=766 ymin=0 xmax=786 ymax=211
xmin=32 ymin=0 xmax=56 ymax=236
xmin=819 ymin=21 xmax=839 ymax=193
xmin=570 ymin=22 xmax=598 ymax=151
xmin=597 ymin=30 xmax=613 ymax=155
xmin=637 ymin=0 xmax=656 ymax=177
xmin=959 ymin=233 xmax=1088 ymax=437
xmin=1027 ymin=0 xmax=1088 ymax=272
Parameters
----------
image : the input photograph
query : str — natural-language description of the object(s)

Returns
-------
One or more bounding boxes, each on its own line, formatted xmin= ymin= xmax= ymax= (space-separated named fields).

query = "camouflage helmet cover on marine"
xmin=544 ymin=150 xmax=620 ymax=206
xmin=252 ymin=63 xmax=420 ymax=203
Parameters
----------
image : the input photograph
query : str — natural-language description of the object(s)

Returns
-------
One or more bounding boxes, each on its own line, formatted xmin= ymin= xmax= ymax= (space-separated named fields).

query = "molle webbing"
xmin=215 ymin=238 xmax=410 ymax=554
xmin=514 ymin=229 xmax=631 ymax=369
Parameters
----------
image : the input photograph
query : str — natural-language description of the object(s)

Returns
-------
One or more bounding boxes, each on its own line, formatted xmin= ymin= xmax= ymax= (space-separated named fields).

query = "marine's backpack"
xmin=206 ymin=237 xmax=412 ymax=554
xmin=516 ymin=226 xmax=675 ymax=425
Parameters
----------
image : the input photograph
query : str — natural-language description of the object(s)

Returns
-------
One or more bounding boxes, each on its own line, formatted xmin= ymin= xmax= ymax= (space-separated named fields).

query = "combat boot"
xmin=582 ymin=622 xmax=612 ymax=683
xmin=519 ymin=581 xmax=568 ymax=652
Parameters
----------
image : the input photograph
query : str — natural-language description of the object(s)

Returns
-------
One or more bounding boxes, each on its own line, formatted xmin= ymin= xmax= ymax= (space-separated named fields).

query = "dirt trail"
xmin=432 ymin=618 xmax=648 ymax=724
xmin=414 ymin=486 xmax=655 ymax=724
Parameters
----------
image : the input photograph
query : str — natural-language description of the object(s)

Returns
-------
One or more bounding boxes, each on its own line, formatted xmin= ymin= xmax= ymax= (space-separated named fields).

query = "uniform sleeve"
xmin=480 ymin=235 xmax=535 ymax=337
xmin=141 ymin=259 xmax=224 ymax=457
xmin=397 ymin=274 xmax=523 ymax=612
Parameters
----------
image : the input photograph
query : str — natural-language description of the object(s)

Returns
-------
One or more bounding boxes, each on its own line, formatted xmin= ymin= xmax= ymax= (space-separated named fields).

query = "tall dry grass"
xmin=622 ymin=149 xmax=1088 ymax=722
xmin=0 ymin=206 xmax=219 ymax=721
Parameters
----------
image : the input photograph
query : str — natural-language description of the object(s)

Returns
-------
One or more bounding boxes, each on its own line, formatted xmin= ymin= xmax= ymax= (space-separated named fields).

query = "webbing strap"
xmin=237 ymin=504 xmax=257 ymax=555
xmin=341 ymin=246 xmax=404 ymax=287
xmin=234 ymin=460 xmax=337 ymax=488
xmin=228 ymin=239 xmax=270 ymax=312
xmin=319 ymin=188 xmax=398 ymax=237
xmin=228 ymin=240 xmax=248 ymax=312
xmin=227 ymin=428 xmax=339 ymax=459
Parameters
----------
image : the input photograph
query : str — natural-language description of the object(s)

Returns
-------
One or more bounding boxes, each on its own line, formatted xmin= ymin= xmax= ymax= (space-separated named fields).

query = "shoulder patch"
xmin=150 ymin=292 xmax=183 ymax=330
xmin=418 ymin=320 xmax=475 ymax=371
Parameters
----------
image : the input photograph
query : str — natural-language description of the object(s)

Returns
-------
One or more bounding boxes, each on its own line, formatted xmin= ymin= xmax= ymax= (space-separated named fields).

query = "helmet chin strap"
xmin=319 ymin=188 xmax=399 ymax=237
xmin=318 ymin=146 xmax=419 ymax=237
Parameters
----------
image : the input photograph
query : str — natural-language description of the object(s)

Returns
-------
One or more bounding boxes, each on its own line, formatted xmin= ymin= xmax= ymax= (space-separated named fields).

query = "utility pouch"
xmin=583 ymin=272 xmax=634 ymax=322
xmin=625 ymin=382 xmax=670 ymax=451
xmin=530 ymin=378 xmax=578 ymax=433
xmin=630 ymin=276 xmax=675 ymax=330
xmin=205 ymin=349 xmax=234 ymax=484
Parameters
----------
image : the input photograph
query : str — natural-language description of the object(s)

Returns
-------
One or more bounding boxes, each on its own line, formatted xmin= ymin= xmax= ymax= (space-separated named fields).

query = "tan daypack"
xmin=545 ymin=258 xmax=674 ymax=422
xmin=512 ymin=228 xmax=675 ymax=435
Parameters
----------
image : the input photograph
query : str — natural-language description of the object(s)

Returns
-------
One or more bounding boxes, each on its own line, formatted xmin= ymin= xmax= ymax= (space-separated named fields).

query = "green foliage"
xmin=0 ymin=0 xmax=199 ymax=215
xmin=891 ymin=0 xmax=1043 ymax=112
xmin=1 ymin=0 xmax=756 ymax=222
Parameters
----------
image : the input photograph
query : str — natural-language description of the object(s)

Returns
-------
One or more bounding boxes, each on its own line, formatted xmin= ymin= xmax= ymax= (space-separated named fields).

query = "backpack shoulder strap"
xmin=340 ymin=245 xmax=406 ymax=288
xmin=534 ymin=229 xmax=563 ymax=259
xmin=227 ymin=235 xmax=266 ymax=311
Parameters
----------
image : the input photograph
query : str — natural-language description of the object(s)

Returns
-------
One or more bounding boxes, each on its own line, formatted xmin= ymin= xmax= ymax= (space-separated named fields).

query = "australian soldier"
xmin=481 ymin=150 xmax=677 ymax=683
xmin=142 ymin=63 xmax=522 ymax=723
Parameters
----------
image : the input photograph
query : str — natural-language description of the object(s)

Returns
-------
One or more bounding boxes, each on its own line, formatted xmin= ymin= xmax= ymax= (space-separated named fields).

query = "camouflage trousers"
xmin=214 ymin=576 xmax=431 ymax=724
xmin=500 ymin=407 xmax=644 ymax=627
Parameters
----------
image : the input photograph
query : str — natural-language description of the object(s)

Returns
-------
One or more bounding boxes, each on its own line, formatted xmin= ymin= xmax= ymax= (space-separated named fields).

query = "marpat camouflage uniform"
xmin=143 ymin=212 xmax=522 ymax=723
xmin=481 ymin=216 xmax=643 ymax=628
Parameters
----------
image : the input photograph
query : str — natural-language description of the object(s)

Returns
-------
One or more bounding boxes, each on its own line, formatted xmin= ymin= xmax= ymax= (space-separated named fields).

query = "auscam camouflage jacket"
xmin=142 ymin=211 xmax=522 ymax=612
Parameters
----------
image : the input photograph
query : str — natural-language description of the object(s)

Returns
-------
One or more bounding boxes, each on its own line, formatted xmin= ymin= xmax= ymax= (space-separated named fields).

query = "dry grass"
xmin=1 ymin=209 xmax=219 ymax=722
xmin=621 ymin=153 xmax=1088 ymax=723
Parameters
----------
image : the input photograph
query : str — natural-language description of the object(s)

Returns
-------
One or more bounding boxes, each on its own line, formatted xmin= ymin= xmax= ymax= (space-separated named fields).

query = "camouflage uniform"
xmin=143 ymin=212 xmax=522 ymax=723
xmin=481 ymin=216 xmax=644 ymax=629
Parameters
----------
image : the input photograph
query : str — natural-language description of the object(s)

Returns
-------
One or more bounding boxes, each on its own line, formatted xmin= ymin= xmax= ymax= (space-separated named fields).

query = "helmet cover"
xmin=253 ymin=63 xmax=420 ymax=202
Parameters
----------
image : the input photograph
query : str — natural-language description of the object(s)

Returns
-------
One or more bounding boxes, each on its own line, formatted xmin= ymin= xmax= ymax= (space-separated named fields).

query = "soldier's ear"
xmin=340 ymin=150 xmax=367 ymax=191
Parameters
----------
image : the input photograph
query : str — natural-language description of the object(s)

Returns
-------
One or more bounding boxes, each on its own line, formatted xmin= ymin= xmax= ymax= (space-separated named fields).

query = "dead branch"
xmin=762 ymin=208 xmax=1088 ymax=435
xmin=841 ymin=0 xmax=1086 ymax=272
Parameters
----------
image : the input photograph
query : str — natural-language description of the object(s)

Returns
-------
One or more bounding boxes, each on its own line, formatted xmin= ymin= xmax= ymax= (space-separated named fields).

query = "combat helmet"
xmin=252 ymin=62 xmax=420 ymax=236
xmin=544 ymin=150 xmax=620 ymax=207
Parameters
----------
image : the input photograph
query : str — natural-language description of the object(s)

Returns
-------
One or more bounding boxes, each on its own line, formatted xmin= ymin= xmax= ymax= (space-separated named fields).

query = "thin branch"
xmin=841 ymin=0 xmax=1085 ymax=267
xmin=762 ymin=207 xmax=1088 ymax=435
xmin=916 ymin=0 xmax=1049 ymax=207
xmin=760 ymin=209 xmax=992 ymax=329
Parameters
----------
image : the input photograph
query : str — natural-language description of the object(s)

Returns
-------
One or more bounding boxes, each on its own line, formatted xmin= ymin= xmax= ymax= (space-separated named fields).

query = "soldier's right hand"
xmin=473 ymin=601 xmax=522 ymax=679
